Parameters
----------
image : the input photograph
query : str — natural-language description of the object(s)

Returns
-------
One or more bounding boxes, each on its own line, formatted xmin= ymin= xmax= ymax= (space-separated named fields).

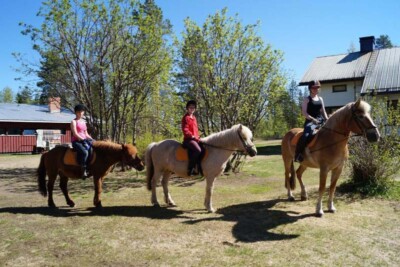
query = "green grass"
xmin=0 ymin=140 xmax=399 ymax=266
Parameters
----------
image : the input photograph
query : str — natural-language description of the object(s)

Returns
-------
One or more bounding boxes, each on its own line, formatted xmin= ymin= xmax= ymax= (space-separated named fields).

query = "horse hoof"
xmin=328 ymin=209 xmax=336 ymax=213
xmin=167 ymin=203 xmax=177 ymax=207
xmin=288 ymin=196 xmax=295 ymax=202
xmin=301 ymin=196 xmax=308 ymax=201
xmin=316 ymin=212 xmax=324 ymax=217
xmin=153 ymin=203 xmax=161 ymax=208
xmin=95 ymin=202 xmax=103 ymax=209
xmin=67 ymin=201 xmax=75 ymax=208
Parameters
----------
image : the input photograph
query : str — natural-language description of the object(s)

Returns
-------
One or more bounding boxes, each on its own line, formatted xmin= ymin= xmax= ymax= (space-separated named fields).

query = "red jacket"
xmin=181 ymin=113 xmax=200 ymax=141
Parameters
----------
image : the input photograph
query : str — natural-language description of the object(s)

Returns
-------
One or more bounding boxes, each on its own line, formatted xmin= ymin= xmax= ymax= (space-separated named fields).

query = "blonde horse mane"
xmin=202 ymin=124 xmax=252 ymax=148
xmin=325 ymin=100 xmax=371 ymax=128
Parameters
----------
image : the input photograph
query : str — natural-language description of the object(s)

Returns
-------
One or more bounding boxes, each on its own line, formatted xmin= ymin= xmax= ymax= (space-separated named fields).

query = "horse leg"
xmin=296 ymin=164 xmax=308 ymax=201
xmin=59 ymin=174 xmax=75 ymax=207
xmin=93 ymin=176 xmax=103 ymax=208
xmin=328 ymin=166 xmax=343 ymax=213
xmin=204 ymin=176 xmax=216 ymax=213
xmin=316 ymin=167 xmax=329 ymax=217
xmin=284 ymin=158 xmax=295 ymax=201
xmin=47 ymin=174 xmax=57 ymax=208
xmin=151 ymin=170 xmax=163 ymax=207
xmin=161 ymin=172 xmax=176 ymax=207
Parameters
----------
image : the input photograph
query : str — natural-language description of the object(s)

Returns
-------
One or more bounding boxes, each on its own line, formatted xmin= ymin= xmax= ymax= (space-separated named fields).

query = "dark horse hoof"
xmin=67 ymin=201 xmax=75 ymax=208
xmin=95 ymin=202 xmax=103 ymax=208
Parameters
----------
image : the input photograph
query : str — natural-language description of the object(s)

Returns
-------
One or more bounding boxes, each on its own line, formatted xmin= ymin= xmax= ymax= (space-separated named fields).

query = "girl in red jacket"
xmin=182 ymin=100 xmax=202 ymax=176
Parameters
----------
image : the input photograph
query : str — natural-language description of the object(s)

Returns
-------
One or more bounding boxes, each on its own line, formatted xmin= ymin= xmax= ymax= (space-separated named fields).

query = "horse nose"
xmin=366 ymin=128 xmax=380 ymax=142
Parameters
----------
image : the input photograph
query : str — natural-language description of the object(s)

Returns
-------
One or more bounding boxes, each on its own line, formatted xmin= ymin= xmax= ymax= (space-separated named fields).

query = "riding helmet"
xmin=74 ymin=104 xmax=86 ymax=112
xmin=308 ymin=80 xmax=321 ymax=89
xmin=186 ymin=100 xmax=197 ymax=109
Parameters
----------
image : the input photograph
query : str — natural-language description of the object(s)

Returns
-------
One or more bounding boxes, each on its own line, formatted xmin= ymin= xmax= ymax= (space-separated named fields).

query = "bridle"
xmin=202 ymin=128 xmax=255 ymax=154
xmin=350 ymin=104 xmax=378 ymax=136
xmin=310 ymin=104 xmax=377 ymax=153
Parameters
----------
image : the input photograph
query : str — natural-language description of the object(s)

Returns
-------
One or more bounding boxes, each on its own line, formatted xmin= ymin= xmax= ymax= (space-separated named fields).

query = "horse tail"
xmin=145 ymin=142 xmax=156 ymax=191
xmin=37 ymin=152 xmax=47 ymax=197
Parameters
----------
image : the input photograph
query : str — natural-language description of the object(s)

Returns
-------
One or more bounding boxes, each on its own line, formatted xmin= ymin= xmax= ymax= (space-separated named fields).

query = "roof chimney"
xmin=359 ymin=36 xmax=375 ymax=52
xmin=48 ymin=97 xmax=61 ymax=113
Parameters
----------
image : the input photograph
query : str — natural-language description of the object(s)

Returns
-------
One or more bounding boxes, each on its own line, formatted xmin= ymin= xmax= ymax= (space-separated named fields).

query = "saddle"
xmin=291 ymin=129 xmax=319 ymax=148
xmin=63 ymin=147 xmax=96 ymax=167
xmin=175 ymin=145 xmax=209 ymax=162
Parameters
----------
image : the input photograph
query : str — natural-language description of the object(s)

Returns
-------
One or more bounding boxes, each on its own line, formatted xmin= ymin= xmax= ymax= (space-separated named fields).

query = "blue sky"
xmin=1 ymin=0 xmax=399 ymax=96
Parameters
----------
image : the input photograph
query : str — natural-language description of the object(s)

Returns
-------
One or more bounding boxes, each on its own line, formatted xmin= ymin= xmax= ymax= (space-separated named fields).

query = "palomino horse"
xmin=145 ymin=124 xmax=257 ymax=212
xmin=37 ymin=141 xmax=144 ymax=208
xmin=281 ymin=99 xmax=380 ymax=216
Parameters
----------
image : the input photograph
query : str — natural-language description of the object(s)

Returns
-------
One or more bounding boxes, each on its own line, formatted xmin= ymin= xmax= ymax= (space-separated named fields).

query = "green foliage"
xmin=0 ymin=87 xmax=14 ymax=103
xmin=177 ymin=8 xmax=287 ymax=135
xmin=345 ymin=97 xmax=400 ymax=196
xmin=375 ymin=34 xmax=393 ymax=49
xmin=15 ymin=86 xmax=33 ymax=104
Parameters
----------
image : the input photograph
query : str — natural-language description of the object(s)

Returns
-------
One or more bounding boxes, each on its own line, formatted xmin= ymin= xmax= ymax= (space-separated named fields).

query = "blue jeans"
xmin=72 ymin=141 xmax=89 ymax=168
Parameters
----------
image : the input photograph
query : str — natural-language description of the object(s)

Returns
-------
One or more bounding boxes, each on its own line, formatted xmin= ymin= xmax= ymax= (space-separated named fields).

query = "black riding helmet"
xmin=186 ymin=100 xmax=197 ymax=109
xmin=74 ymin=104 xmax=86 ymax=112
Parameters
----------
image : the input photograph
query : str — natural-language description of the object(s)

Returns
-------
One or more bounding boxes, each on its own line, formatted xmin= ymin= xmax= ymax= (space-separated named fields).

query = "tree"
xmin=0 ymin=87 xmax=14 ymax=103
xmin=178 ymin=8 xmax=286 ymax=135
xmin=375 ymin=34 xmax=393 ymax=49
xmin=15 ymin=86 xmax=34 ymax=104
xmin=347 ymin=42 xmax=356 ymax=53
xmin=21 ymin=0 xmax=172 ymax=142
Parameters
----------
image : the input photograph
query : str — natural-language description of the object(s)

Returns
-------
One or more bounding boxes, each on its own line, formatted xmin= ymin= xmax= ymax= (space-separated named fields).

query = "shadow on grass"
xmin=256 ymin=145 xmax=281 ymax=156
xmin=0 ymin=167 xmax=147 ymax=195
xmin=0 ymin=205 xmax=190 ymax=220
xmin=184 ymin=199 xmax=314 ymax=242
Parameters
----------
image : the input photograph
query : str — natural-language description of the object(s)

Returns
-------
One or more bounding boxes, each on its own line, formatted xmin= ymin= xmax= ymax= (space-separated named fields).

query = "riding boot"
xmin=295 ymin=136 xmax=306 ymax=162
xmin=81 ymin=167 xmax=89 ymax=180
xmin=187 ymin=158 xmax=198 ymax=176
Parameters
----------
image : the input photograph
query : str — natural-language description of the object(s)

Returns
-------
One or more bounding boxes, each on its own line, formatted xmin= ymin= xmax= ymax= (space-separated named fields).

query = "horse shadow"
xmin=256 ymin=144 xmax=281 ymax=156
xmin=0 ymin=205 xmax=190 ymax=220
xmin=184 ymin=199 xmax=314 ymax=242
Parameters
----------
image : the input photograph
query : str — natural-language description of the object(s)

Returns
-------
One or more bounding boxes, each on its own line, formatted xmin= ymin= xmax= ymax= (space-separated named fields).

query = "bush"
xmin=344 ymin=98 xmax=400 ymax=196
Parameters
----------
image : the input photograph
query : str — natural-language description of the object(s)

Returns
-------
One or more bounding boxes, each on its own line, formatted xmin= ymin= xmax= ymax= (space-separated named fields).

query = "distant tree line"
xmin=14 ymin=0 xmax=305 ymax=149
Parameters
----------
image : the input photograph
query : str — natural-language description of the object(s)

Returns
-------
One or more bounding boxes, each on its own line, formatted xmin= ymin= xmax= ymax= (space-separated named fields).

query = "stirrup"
xmin=294 ymin=153 xmax=303 ymax=163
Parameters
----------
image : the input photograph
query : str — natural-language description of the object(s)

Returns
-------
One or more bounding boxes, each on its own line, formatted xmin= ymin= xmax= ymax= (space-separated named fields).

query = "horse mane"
xmin=92 ymin=140 xmax=123 ymax=153
xmin=325 ymin=100 xmax=371 ymax=128
xmin=202 ymin=124 xmax=252 ymax=148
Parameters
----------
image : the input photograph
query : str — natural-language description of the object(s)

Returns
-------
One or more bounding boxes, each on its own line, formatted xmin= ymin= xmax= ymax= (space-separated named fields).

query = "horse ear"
xmin=355 ymin=98 xmax=361 ymax=108
xmin=238 ymin=124 xmax=243 ymax=131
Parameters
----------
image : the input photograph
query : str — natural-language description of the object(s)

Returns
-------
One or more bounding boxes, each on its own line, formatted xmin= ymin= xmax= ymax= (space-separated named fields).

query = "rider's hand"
xmin=312 ymin=118 xmax=319 ymax=124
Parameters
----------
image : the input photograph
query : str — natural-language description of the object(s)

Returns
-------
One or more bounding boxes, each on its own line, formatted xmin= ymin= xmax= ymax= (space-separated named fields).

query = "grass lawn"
xmin=0 ymin=140 xmax=399 ymax=266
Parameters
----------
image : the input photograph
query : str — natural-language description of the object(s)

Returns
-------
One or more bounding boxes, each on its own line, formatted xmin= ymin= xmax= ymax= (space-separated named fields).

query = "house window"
xmin=332 ymin=85 xmax=347 ymax=93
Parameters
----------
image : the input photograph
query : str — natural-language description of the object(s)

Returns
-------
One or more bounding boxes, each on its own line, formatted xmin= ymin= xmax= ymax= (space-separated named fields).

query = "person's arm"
xmin=71 ymin=120 xmax=84 ymax=141
xmin=301 ymin=97 xmax=319 ymax=124
xmin=181 ymin=116 xmax=193 ymax=139
xmin=319 ymin=97 xmax=329 ymax=120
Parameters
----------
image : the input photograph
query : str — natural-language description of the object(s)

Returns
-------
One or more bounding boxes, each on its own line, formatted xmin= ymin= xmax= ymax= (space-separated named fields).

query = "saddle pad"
xmin=291 ymin=131 xmax=318 ymax=148
xmin=63 ymin=148 xmax=96 ymax=166
xmin=175 ymin=146 xmax=209 ymax=162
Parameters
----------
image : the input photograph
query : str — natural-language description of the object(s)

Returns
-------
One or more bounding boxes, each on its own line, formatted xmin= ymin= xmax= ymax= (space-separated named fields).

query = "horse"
xmin=281 ymin=99 xmax=380 ymax=216
xmin=37 ymin=141 xmax=145 ymax=208
xmin=145 ymin=124 xmax=257 ymax=212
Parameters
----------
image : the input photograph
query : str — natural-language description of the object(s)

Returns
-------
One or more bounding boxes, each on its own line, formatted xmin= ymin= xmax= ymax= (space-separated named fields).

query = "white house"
xmin=299 ymin=36 xmax=399 ymax=114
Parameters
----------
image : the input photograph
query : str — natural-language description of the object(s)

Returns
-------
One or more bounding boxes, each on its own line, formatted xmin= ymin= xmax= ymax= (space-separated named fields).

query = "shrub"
xmin=344 ymin=98 xmax=400 ymax=196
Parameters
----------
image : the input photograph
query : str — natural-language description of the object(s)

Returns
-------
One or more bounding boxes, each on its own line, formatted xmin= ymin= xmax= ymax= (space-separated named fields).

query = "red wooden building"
xmin=0 ymin=98 xmax=75 ymax=154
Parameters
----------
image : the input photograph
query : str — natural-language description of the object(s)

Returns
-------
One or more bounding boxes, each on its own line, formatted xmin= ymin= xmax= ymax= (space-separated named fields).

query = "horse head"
xmin=237 ymin=124 xmax=257 ymax=157
xmin=122 ymin=144 xmax=145 ymax=171
xmin=350 ymin=99 xmax=380 ymax=142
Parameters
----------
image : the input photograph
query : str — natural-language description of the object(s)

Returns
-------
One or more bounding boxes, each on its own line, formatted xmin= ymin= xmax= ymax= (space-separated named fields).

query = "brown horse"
xmin=281 ymin=99 xmax=380 ymax=216
xmin=37 ymin=141 xmax=144 ymax=208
